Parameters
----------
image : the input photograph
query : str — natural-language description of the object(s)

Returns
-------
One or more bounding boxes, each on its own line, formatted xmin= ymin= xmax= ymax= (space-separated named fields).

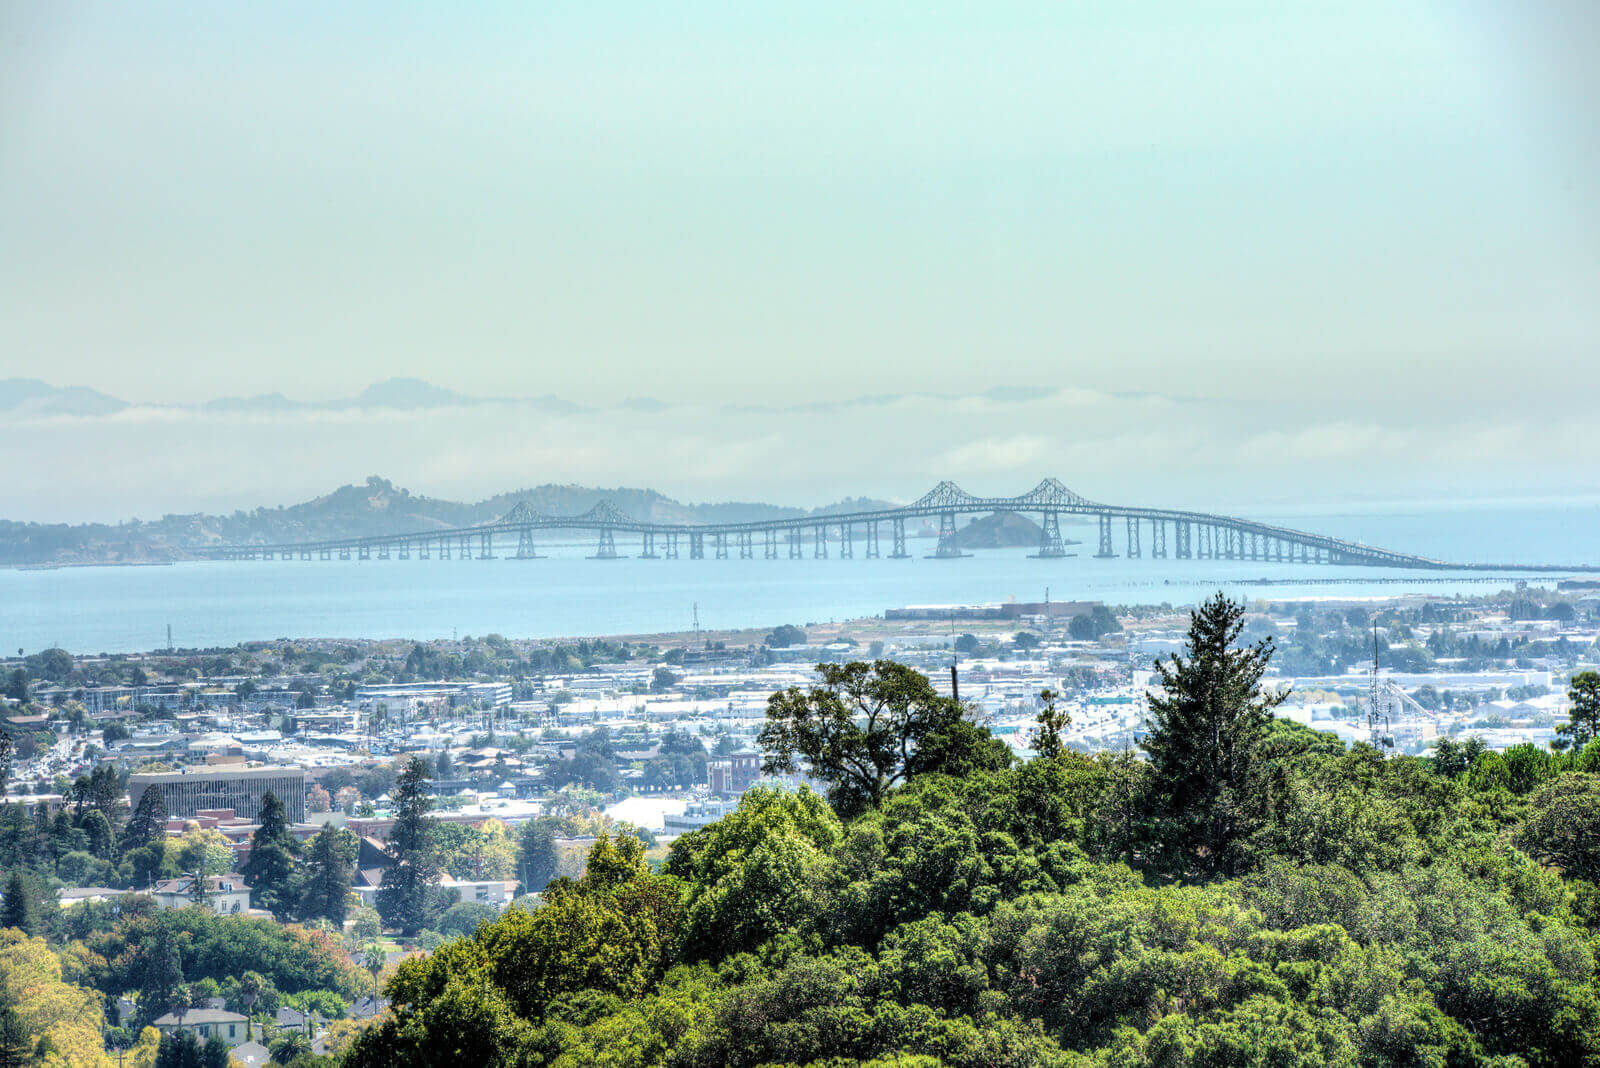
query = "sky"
xmin=1 ymin=1 xmax=1597 ymax=521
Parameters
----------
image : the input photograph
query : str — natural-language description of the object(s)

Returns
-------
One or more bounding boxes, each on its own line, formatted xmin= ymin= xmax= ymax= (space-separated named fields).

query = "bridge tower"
xmin=1095 ymin=514 xmax=1115 ymax=558
xmin=890 ymin=517 xmax=909 ymax=559
xmin=933 ymin=511 xmax=967 ymax=558
xmin=1032 ymin=511 xmax=1066 ymax=557
xmin=515 ymin=526 xmax=541 ymax=559
xmin=591 ymin=527 xmax=618 ymax=559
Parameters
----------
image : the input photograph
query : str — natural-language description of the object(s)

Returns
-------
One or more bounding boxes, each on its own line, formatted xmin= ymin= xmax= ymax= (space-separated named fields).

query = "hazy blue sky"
xmin=2 ymin=2 xmax=1596 ymax=519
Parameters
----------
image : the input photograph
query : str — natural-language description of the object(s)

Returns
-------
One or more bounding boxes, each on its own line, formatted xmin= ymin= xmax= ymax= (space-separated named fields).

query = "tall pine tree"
xmin=139 ymin=924 xmax=184 ymax=1027
xmin=120 ymin=784 xmax=167 ymax=854
xmin=241 ymin=791 xmax=302 ymax=918
xmin=0 ymin=872 xmax=35 ymax=934
xmin=300 ymin=828 xmax=356 ymax=926
xmin=121 ymin=784 xmax=169 ymax=887
xmin=376 ymin=757 xmax=440 ymax=935
xmin=1142 ymin=591 xmax=1286 ymax=876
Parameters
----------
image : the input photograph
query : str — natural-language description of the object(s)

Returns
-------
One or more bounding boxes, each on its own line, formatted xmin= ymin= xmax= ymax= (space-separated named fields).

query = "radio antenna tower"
xmin=1365 ymin=621 xmax=1395 ymax=754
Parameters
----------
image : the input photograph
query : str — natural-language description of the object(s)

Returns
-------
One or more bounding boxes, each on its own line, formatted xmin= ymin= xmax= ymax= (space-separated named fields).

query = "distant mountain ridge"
xmin=0 ymin=476 xmax=902 ymax=566
xmin=1 ymin=376 xmax=583 ymax=418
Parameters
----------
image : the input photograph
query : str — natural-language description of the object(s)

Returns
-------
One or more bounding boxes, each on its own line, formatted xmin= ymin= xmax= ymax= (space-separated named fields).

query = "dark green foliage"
xmin=0 ymin=872 xmax=35 ymax=934
xmin=153 ymin=1030 xmax=231 ymax=1068
xmin=138 ymin=924 xmax=185 ymax=1026
xmin=1030 ymin=688 xmax=1070 ymax=759
xmin=121 ymin=783 xmax=168 ymax=857
xmin=1557 ymin=670 xmax=1600 ymax=751
xmin=759 ymin=660 xmax=971 ymax=816
xmin=764 ymin=624 xmax=807 ymax=648
xmin=377 ymin=757 xmax=443 ymax=935
xmin=516 ymin=819 xmax=560 ymax=892
xmin=1142 ymin=592 xmax=1287 ymax=874
xmin=311 ymin=645 xmax=1600 ymax=1068
xmin=85 ymin=907 xmax=363 ymax=1006
xmin=242 ymin=792 xmax=302 ymax=917
xmin=299 ymin=828 xmax=357 ymax=926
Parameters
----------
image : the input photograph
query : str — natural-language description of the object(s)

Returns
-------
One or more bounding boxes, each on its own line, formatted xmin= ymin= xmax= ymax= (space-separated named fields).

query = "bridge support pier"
xmin=1095 ymin=514 xmax=1115 ymax=558
xmin=814 ymin=523 xmax=827 ymax=559
xmin=320 ymin=548 xmax=331 ymax=561
xmin=788 ymin=531 xmax=802 ymax=559
xmin=477 ymin=532 xmax=494 ymax=559
xmin=933 ymin=510 xmax=967 ymax=558
xmin=592 ymin=527 xmax=618 ymax=559
xmin=690 ymin=532 xmax=705 ymax=560
xmin=1152 ymin=521 xmax=1166 ymax=558
xmin=459 ymin=535 xmax=472 ymax=560
xmin=865 ymin=522 xmax=879 ymax=558
xmin=377 ymin=544 xmax=390 ymax=560
xmin=739 ymin=531 xmax=753 ymax=559
xmin=1175 ymin=521 xmax=1191 ymax=559
xmin=1126 ymin=517 xmax=1141 ymax=558
xmin=515 ymin=526 xmax=541 ymax=559
xmin=418 ymin=541 xmax=429 ymax=559
xmin=765 ymin=530 xmax=777 ymax=559
xmin=397 ymin=543 xmax=410 ymax=560
xmin=358 ymin=545 xmax=371 ymax=561
xmin=715 ymin=532 xmax=727 ymax=559
xmin=840 ymin=524 xmax=853 ymax=558
xmin=665 ymin=532 xmax=679 ymax=559
xmin=890 ymin=518 xmax=909 ymax=558
xmin=640 ymin=531 xmax=657 ymax=558
xmin=1031 ymin=511 xmax=1066 ymax=557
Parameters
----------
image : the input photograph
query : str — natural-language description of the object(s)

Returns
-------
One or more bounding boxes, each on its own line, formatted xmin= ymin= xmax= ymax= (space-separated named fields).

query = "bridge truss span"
xmin=200 ymin=478 xmax=1590 ymax=572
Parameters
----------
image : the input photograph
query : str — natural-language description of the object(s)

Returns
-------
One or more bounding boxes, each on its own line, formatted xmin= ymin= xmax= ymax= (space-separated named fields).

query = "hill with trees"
xmin=333 ymin=593 xmax=1600 ymax=1067
xmin=0 ymin=477 xmax=898 ymax=566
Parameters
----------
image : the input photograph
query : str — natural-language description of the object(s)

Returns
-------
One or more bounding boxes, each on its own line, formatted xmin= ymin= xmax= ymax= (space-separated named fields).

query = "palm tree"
xmin=362 ymin=944 xmax=386 ymax=1011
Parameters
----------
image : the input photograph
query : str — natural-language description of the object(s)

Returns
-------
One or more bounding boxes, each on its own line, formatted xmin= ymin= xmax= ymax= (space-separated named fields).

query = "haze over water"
xmin=6 ymin=500 xmax=1594 ymax=654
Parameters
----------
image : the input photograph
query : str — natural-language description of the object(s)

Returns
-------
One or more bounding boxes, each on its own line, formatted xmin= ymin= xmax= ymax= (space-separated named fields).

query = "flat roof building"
xmin=129 ymin=765 xmax=305 ymax=823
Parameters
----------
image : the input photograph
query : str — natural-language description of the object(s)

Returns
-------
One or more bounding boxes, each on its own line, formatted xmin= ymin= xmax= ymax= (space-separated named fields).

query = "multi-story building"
xmin=708 ymin=752 xmax=761 ymax=796
xmin=128 ymin=765 xmax=306 ymax=823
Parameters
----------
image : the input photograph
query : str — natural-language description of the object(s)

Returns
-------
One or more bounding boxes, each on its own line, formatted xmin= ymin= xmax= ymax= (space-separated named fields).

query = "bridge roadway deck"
xmin=199 ymin=479 xmax=1599 ymax=573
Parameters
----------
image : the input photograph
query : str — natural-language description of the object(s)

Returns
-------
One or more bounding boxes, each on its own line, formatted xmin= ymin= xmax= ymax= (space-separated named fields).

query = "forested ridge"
xmin=339 ymin=594 xmax=1600 ymax=1067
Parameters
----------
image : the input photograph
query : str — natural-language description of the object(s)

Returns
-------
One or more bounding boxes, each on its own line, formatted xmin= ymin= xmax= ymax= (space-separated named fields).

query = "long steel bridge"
xmin=198 ymin=478 xmax=1591 ymax=572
